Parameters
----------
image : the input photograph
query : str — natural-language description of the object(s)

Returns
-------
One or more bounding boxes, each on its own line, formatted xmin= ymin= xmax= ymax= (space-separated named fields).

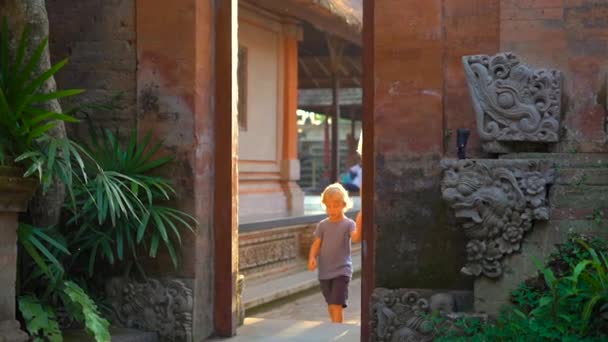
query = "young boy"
xmin=308 ymin=183 xmax=362 ymax=323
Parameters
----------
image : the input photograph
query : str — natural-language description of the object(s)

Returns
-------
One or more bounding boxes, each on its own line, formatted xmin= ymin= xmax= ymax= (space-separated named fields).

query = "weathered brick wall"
xmin=372 ymin=0 xmax=500 ymax=290
xmin=443 ymin=0 xmax=500 ymax=158
xmin=46 ymin=0 xmax=137 ymax=137
xmin=500 ymin=0 xmax=608 ymax=152
xmin=372 ymin=0 xmax=608 ymax=294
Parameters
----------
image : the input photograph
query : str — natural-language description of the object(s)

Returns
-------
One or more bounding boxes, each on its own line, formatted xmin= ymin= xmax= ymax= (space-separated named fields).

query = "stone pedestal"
xmin=0 ymin=167 xmax=38 ymax=342
xmin=281 ymin=159 xmax=305 ymax=215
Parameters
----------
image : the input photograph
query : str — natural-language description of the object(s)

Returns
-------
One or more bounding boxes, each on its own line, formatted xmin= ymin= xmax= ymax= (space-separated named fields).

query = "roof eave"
xmin=244 ymin=0 xmax=362 ymax=46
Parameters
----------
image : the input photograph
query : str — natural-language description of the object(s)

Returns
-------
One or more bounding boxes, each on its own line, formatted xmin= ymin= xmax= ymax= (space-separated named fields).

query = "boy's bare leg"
xmin=328 ymin=304 xmax=344 ymax=323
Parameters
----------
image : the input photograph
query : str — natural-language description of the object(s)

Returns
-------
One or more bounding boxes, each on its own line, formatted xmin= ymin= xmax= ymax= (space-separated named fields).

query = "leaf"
xmin=62 ymin=281 xmax=111 ymax=342
xmin=18 ymin=295 xmax=63 ymax=342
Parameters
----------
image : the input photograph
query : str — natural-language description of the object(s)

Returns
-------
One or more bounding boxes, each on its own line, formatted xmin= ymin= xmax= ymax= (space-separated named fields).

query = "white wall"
xmin=238 ymin=15 xmax=283 ymax=166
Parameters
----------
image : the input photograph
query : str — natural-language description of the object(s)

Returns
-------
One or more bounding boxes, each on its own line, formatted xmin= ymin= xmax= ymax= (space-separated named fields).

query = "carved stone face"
xmin=441 ymin=159 xmax=553 ymax=278
xmin=462 ymin=52 xmax=562 ymax=153
xmin=443 ymin=162 xmax=522 ymax=242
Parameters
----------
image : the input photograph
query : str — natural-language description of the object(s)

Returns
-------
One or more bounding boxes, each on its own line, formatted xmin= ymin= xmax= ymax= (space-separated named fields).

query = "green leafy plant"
xmin=0 ymin=18 xmax=112 ymax=341
xmin=65 ymin=127 xmax=196 ymax=275
xmin=0 ymin=19 xmax=85 ymax=192
xmin=62 ymin=281 xmax=111 ymax=342
xmin=18 ymin=295 xmax=62 ymax=342
xmin=433 ymin=234 xmax=608 ymax=341
xmin=3 ymin=17 xmax=194 ymax=341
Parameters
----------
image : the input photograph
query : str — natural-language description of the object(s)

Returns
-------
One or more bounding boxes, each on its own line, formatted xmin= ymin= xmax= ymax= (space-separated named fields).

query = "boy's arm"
xmin=308 ymin=237 xmax=322 ymax=271
xmin=351 ymin=211 xmax=362 ymax=244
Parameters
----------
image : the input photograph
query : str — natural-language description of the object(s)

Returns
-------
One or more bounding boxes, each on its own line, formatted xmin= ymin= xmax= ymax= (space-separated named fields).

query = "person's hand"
xmin=308 ymin=258 xmax=317 ymax=271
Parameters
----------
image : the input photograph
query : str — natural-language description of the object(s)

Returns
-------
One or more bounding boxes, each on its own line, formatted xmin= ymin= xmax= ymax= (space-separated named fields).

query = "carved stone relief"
xmin=239 ymin=233 xmax=297 ymax=272
xmin=441 ymin=159 xmax=554 ymax=278
xmin=371 ymin=288 xmax=483 ymax=342
xmin=462 ymin=52 xmax=562 ymax=153
xmin=106 ymin=278 xmax=193 ymax=342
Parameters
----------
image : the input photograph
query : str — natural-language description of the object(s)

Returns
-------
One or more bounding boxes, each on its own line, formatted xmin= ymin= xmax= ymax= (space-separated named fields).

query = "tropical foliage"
xmin=0 ymin=19 xmax=85 ymax=193
xmin=65 ymin=127 xmax=196 ymax=275
xmin=433 ymin=234 xmax=608 ymax=341
xmin=1 ymin=20 xmax=195 ymax=342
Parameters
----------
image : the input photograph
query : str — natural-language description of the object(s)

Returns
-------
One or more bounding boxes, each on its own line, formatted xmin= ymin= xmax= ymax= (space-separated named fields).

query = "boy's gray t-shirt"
xmin=314 ymin=217 xmax=356 ymax=280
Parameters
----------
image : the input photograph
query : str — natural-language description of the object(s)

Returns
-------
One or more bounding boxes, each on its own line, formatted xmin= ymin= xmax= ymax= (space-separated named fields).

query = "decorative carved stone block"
xmin=371 ymin=288 xmax=480 ymax=342
xmin=239 ymin=232 xmax=297 ymax=272
xmin=462 ymin=52 xmax=562 ymax=153
xmin=441 ymin=159 xmax=554 ymax=278
xmin=106 ymin=278 xmax=193 ymax=342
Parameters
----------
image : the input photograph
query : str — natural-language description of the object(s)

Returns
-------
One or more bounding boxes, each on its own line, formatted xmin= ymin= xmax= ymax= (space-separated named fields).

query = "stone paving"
xmin=207 ymin=278 xmax=363 ymax=341
xmin=251 ymin=277 xmax=362 ymax=324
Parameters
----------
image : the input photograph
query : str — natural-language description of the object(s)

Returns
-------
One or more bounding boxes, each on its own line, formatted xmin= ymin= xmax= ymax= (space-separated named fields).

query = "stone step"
xmin=500 ymin=153 xmax=608 ymax=168
xmin=549 ymin=184 xmax=608 ymax=209
xmin=554 ymin=168 xmax=608 ymax=186
xmin=208 ymin=318 xmax=360 ymax=341
xmin=63 ymin=328 xmax=158 ymax=342
xmin=243 ymin=250 xmax=362 ymax=311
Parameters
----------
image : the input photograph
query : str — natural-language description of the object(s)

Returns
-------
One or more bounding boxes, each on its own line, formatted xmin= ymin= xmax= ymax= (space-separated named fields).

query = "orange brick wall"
xmin=372 ymin=0 xmax=608 ymax=291
xmin=500 ymin=0 xmax=608 ymax=151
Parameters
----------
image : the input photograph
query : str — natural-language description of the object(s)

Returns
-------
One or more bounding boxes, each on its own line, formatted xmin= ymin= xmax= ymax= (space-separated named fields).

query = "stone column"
xmin=0 ymin=167 xmax=37 ymax=342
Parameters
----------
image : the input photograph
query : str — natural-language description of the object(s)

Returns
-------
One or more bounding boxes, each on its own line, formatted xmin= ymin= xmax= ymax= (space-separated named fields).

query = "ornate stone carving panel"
xmin=441 ymin=159 xmax=554 ymax=278
xmin=106 ymin=278 xmax=193 ymax=342
xmin=239 ymin=231 xmax=297 ymax=272
xmin=371 ymin=288 xmax=480 ymax=342
xmin=462 ymin=52 xmax=562 ymax=153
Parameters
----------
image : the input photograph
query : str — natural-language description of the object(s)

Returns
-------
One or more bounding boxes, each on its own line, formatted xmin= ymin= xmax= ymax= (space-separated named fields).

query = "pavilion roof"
xmin=245 ymin=0 xmax=362 ymax=44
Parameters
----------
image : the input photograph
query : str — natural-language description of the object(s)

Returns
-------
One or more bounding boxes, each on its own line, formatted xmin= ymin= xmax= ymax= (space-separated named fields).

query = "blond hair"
xmin=320 ymin=183 xmax=353 ymax=212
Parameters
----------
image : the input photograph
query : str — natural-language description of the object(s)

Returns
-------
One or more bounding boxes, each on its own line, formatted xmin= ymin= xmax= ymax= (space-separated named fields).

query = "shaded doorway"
xmin=213 ymin=0 xmax=374 ymax=341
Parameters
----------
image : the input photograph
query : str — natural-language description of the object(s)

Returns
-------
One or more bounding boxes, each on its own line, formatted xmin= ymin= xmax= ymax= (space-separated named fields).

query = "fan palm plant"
xmin=66 ymin=127 xmax=196 ymax=275
xmin=0 ymin=18 xmax=109 ymax=341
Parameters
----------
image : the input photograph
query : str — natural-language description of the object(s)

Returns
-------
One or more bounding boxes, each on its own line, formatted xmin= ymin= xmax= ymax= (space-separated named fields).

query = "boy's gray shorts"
xmin=319 ymin=275 xmax=350 ymax=308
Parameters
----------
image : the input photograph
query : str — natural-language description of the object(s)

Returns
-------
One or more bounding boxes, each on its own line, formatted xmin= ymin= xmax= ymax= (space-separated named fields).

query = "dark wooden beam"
xmin=345 ymin=55 xmax=362 ymax=74
xmin=326 ymin=33 xmax=346 ymax=184
xmin=314 ymin=56 xmax=332 ymax=78
xmin=214 ymin=0 xmax=237 ymax=337
xmin=298 ymin=59 xmax=320 ymax=88
xmin=244 ymin=0 xmax=361 ymax=45
xmin=361 ymin=0 xmax=375 ymax=340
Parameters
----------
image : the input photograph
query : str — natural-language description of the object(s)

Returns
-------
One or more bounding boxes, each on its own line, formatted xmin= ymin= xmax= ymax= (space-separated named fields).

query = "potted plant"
xmin=0 ymin=20 xmax=84 ymax=341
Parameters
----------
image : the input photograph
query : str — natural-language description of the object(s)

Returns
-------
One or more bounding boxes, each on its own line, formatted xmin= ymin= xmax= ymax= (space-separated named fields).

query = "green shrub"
xmin=3 ymin=18 xmax=194 ymax=341
xmin=433 ymin=234 xmax=608 ymax=341
xmin=65 ymin=127 xmax=196 ymax=275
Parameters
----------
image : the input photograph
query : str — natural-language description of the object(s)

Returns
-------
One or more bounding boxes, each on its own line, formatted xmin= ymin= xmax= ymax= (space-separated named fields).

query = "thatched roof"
xmin=312 ymin=0 xmax=362 ymax=31
xmin=245 ymin=0 xmax=362 ymax=44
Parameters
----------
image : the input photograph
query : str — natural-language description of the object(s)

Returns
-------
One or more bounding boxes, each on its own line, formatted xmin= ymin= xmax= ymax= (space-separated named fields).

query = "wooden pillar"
xmin=282 ymin=36 xmax=298 ymax=161
xmin=214 ymin=0 xmax=238 ymax=337
xmin=361 ymin=0 xmax=375 ymax=339
xmin=326 ymin=34 xmax=345 ymax=184
xmin=280 ymin=31 xmax=305 ymax=215
xmin=331 ymin=76 xmax=340 ymax=183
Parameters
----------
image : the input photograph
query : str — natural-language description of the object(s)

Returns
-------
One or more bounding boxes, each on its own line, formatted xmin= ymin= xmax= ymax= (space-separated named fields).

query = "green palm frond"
xmin=0 ymin=19 xmax=83 ymax=167
xmin=66 ymin=127 xmax=196 ymax=274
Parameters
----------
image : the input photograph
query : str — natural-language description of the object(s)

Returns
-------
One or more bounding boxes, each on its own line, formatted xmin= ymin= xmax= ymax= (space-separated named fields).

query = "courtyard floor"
xmin=213 ymin=278 xmax=362 ymax=341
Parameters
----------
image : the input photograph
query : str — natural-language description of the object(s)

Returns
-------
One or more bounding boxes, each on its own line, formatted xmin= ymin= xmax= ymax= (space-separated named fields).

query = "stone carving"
xmin=106 ymin=277 xmax=193 ymax=342
xmin=239 ymin=234 xmax=297 ymax=272
xmin=441 ymin=159 xmax=554 ymax=278
xmin=462 ymin=52 xmax=562 ymax=153
xmin=371 ymin=288 xmax=479 ymax=342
